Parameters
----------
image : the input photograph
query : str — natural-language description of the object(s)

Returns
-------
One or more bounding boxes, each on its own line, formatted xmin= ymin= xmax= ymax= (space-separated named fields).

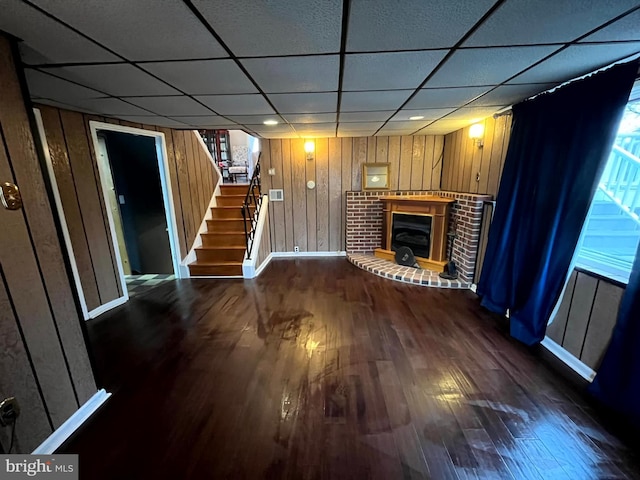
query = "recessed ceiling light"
xmin=263 ymin=119 xmax=278 ymax=125
xmin=409 ymin=116 xmax=425 ymax=120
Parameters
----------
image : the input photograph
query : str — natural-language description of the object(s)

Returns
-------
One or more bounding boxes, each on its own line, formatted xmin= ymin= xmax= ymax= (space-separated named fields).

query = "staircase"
xmin=188 ymin=184 xmax=251 ymax=276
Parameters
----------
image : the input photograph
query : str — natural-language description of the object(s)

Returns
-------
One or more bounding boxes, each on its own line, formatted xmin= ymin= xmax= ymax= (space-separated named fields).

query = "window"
xmin=573 ymin=82 xmax=640 ymax=283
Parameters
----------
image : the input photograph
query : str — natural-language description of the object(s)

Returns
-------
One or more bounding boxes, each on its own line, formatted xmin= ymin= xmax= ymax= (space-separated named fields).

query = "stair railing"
xmin=241 ymin=153 xmax=262 ymax=260
xmin=599 ymin=138 xmax=640 ymax=226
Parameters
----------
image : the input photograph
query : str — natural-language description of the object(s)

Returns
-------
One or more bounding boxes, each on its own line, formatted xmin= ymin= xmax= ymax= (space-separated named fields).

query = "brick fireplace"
xmin=346 ymin=190 xmax=492 ymax=284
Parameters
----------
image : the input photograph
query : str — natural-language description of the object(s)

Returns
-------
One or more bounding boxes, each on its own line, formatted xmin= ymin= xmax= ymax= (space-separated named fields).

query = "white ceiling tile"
xmin=268 ymin=93 xmax=337 ymax=113
xmin=30 ymin=0 xmax=227 ymax=61
xmin=46 ymin=64 xmax=180 ymax=96
xmin=339 ymin=111 xmax=395 ymax=122
xmin=507 ymin=43 xmax=640 ymax=85
xmin=338 ymin=131 xmax=376 ymax=138
xmin=195 ymin=95 xmax=275 ymax=115
xmin=0 ymin=1 xmax=118 ymax=64
xmin=340 ymin=91 xmax=412 ymax=112
xmin=464 ymin=0 xmax=640 ymax=47
xmin=391 ymin=108 xmax=456 ymax=122
xmin=33 ymin=98 xmax=96 ymax=114
xmin=347 ymin=0 xmax=495 ymax=51
xmin=336 ymin=122 xmax=384 ymax=130
xmin=261 ymin=131 xmax=300 ymax=139
xmin=69 ymin=98 xmax=154 ymax=115
xmin=169 ymin=116 xmax=237 ymax=127
xmin=444 ymin=106 xmax=503 ymax=121
xmin=226 ymin=115 xmax=283 ymax=124
xmin=142 ymin=60 xmax=256 ymax=95
xmin=292 ymin=123 xmax=337 ymax=135
xmin=425 ymin=46 xmax=558 ymax=87
xmin=282 ymin=113 xmax=337 ymax=124
xmin=467 ymin=83 xmax=557 ymax=107
xmin=110 ymin=115 xmax=177 ymax=125
xmin=405 ymin=87 xmax=493 ymax=109
xmin=581 ymin=9 xmax=640 ymax=42
xmin=126 ymin=96 xmax=212 ymax=116
xmin=241 ymin=56 xmax=339 ymax=93
xmin=246 ymin=124 xmax=297 ymax=135
xmin=137 ymin=117 xmax=192 ymax=128
xmin=343 ymin=51 xmax=447 ymax=91
xmin=192 ymin=0 xmax=342 ymax=56
xmin=375 ymin=128 xmax=416 ymax=136
xmin=382 ymin=121 xmax=430 ymax=131
xmin=26 ymin=69 xmax=104 ymax=101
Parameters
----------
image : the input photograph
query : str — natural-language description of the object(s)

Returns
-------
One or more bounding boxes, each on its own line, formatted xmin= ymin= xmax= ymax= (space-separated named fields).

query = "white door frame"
xmin=33 ymin=112 xmax=183 ymax=319
xmin=88 ymin=121 xmax=183 ymax=281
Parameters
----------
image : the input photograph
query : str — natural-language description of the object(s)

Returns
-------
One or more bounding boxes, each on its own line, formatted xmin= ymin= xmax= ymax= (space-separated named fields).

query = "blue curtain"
xmin=477 ymin=61 xmax=638 ymax=346
xmin=589 ymin=241 xmax=640 ymax=427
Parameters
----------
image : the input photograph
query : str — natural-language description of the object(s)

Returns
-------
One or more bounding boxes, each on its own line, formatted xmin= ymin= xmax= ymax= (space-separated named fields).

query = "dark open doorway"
xmin=99 ymin=131 xmax=173 ymax=276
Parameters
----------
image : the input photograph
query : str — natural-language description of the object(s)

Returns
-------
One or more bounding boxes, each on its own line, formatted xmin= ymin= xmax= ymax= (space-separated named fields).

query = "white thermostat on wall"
xmin=269 ymin=189 xmax=283 ymax=201
xmin=307 ymin=180 xmax=316 ymax=190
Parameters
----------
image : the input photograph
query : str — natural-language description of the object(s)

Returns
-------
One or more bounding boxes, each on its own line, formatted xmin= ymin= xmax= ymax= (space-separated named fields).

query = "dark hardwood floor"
xmin=60 ymin=259 xmax=640 ymax=479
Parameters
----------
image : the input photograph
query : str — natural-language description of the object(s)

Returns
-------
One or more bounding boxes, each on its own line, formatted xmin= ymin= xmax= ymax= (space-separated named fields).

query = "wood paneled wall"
xmin=441 ymin=114 xmax=512 ymax=198
xmin=547 ymin=269 xmax=624 ymax=370
xmin=261 ymin=135 xmax=444 ymax=252
xmin=0 ymin=35 xmax=96 ymax=452
xmin=37 ymin=105 xmax=218 ymax=311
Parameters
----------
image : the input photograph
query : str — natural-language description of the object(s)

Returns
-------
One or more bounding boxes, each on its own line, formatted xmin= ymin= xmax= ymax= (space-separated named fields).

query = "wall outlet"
xmin=294 ymin=246 xmax=300 ymax=253
xmin=0 ymin=397 xmax=19 ymax=426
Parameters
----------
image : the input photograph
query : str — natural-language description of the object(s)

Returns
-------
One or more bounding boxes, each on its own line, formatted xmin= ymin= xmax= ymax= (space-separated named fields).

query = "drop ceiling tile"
xmin=137 ymin=117 xmax=191 ymax=128
xmin=293 ymin=123 xmax=337 ymax=135
xmin=338 ymin=130 xmax=376 ymax=138
xmin=261 ymin=131 xmax=300 ymax=139
xmin=375 ymin=128 xmax=417 ymax=136
xmin=405 ymin=86 xmax=493 ymax=109
xmin=226 ymin=115 xmax=283 ymax=124
xmin=69 ymin=98 xmax=154 ymax=115
xmin=142 ymin=60 xmax=256 ymax=95
xmin=33 ymin=98 xmax=96 ymax=114
xmin=467 ymin=83 xmax=557 ymax=107
xmin=26 ymin=69 xmax=104 ymax=102
xmin=268 ymin=93 xmax=337 ymax=113
xmin=246 ymin=124 xmax=297 ymax=135
xmin=46 ymin=64 xmax=180 ymax=96
xmin=0 ymin=1 xmax=118 ymax=64
xmin=339 ymin=111 xmax=395 ymax=122
xmin=463 ymin=0 xmax=640 ymax=47
xmin=581 ymin=9 xmax=640 ymax=42
xmin=110 ymin=115 xmax=176 ymax=125
xmin=340 ymin=90 xmax=413 ymax=112
xmin=192 ymin=0 xmax=342 ymax=56
xmin=343 ymin=51 xmax=447 ymax=91
xmin=195 ymin=95 xmax=275 ymax=115
xmin=425 ymin=119 xmax=475 ymax=131
xmin=336 ymin=121 xmax=384 ymax=130
xmin=241 ymin=56 xmax=339 ymax=93
xmin=347 ymin=0 xmax=495 ymax=51
xmin=444 ymin=106 xmax=503 ymax=121
xmin=425 ymin=46 xmax=558 ymax=88
xmin=126 ymin=96 xmax=212 ymax=116
xmin=30 ymin=0 xmax=227 ymax=60
xmin=282 ymin=113 xmax=337 ymax=124
xmin=507 ymin=43 xmax=640 ymax=85
xmin=390 ymin=108 xmax=456 ymax=122
xmin=382 ymin=121 xmax=430 ymax=130
xmin=168 ymin=116 xmax=237 ymax=127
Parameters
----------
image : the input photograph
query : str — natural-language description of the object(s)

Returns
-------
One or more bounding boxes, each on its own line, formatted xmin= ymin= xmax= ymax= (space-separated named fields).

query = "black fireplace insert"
xmin=391 ymin=213 xmax=432 ymax=258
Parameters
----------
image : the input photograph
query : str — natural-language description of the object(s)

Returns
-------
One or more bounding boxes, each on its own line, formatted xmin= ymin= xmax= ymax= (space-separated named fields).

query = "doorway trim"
xmin=88 ymin=121 xmax=183 ymax=284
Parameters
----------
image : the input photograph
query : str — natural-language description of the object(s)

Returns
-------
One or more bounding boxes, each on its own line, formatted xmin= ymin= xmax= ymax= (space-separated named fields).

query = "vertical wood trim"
xmin=410 ymin=136 xmax=424 ymax=190
xmin=422 ymin=135 xmax=435 ymax=190
xmin=340 ymin=138 xmax=352 ymax=250
xmin=387 ymin=136 xmax=401 ymax=191
xmin=291 ymin=138 xmax=307 ymax=251
xmin=282 ymin=139 xmax=294 ymax=251
xmin=352 ymin=137 xmax=368 ymax=191
xmin=173 ymin=130 xmax=194 ymax=248
xmin=399 ymin=136 xmax=413 ymax=190
xmin=328 ymin=137 xmax=342 ymax=251
xmin=316 ymin=138 xmax=329 ymax=251
xmin=375 ymin=136 xmax=389 ymax=164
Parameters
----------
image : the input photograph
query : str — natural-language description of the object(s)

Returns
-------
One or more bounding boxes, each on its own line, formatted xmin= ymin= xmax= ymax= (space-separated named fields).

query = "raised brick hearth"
xmin=346 ymin=190 xmax=492 ymax=284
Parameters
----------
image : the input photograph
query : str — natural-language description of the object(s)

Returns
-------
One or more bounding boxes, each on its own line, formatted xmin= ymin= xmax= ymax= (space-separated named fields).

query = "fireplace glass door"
xmin=391 ymin=213 xmax=432 ymax=258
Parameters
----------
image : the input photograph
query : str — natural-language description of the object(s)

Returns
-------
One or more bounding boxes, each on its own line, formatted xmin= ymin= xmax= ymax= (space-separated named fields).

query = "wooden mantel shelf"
xmin=378 ymin=195 xmax=455 ymax=204
xmin=375 ymin=195 xmax=454 ymax=272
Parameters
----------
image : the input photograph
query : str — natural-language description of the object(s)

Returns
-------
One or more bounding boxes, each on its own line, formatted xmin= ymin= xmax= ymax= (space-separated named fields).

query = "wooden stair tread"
xmin=189 ymin=260 xmax=243 ymax=266
xmin=196 ymin=246 xmax=245 ymax=250
xmin=202 ymin=231 xmax=246 ymax=235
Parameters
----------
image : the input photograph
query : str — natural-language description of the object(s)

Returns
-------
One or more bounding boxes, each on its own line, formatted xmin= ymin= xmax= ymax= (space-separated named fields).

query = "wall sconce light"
xmin=304 ymin=140 xmax=315 ymax=161
xmin=469 ymin=123 xmax=484 ymax=148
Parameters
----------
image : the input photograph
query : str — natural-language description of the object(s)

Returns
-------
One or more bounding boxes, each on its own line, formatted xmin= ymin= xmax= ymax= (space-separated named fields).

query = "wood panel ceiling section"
xmin=2 ymin=0 xmax=640 ymax=138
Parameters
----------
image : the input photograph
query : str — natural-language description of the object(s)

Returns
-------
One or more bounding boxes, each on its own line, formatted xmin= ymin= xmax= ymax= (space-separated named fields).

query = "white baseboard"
xmin=540 ymin=337 xmax=596 ymax=382
xmin=270 ymin=251 xmax=347 ymax=258
xmin=33 ymin=389 xmax=111 ymax=454
xmin=188 ymin=275 xmax=243 ymax=279
xmin=87 ymin=296 xmax=128 ymax=319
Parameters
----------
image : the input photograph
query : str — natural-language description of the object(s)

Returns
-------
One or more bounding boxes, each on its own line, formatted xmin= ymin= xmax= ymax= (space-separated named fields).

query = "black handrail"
xmin=241 ymin=153 xmax=262 ymax=260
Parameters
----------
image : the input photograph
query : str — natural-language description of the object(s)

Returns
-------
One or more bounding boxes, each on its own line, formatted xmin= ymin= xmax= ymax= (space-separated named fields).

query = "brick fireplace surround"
xmin=346 ymin=190 xmax=492 ymax=287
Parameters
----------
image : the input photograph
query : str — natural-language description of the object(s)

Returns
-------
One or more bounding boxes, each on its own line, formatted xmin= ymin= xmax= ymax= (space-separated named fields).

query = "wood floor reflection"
xmin=60 ymin=259 xmax=640 ymax=479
